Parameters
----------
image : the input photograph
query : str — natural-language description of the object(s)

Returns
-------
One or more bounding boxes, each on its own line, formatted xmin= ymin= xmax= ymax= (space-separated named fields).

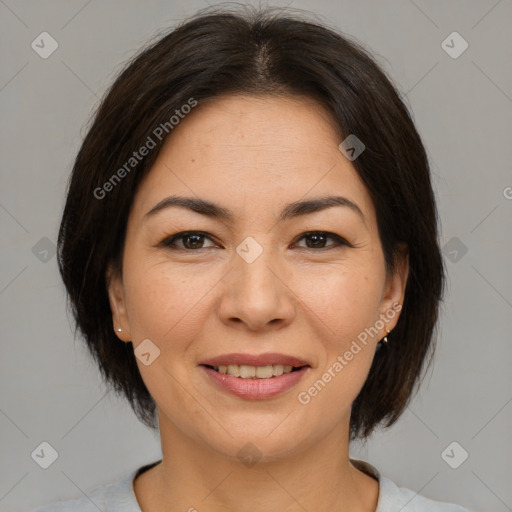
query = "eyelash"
xmin=158 ymin=230 xmax=351 ymax=252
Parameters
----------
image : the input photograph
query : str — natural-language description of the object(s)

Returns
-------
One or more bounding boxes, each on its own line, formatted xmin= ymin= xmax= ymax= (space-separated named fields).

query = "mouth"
xmin=201 ymin=363 xmax=309 ymax=379
xmin=199 ymin=357 xmax=311 ymax=400
xmin=198 ymin=353 xmax=311 ymax=399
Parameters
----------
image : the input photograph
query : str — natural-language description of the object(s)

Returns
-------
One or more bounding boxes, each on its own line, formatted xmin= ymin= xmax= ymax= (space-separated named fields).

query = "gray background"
xmin=1 ymin=1 xmax=511 ymax=511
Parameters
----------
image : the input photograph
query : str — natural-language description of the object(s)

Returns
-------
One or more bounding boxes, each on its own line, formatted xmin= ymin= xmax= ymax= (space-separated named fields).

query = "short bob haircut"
xmin=57 ymin=5 xmax=445 ymax=440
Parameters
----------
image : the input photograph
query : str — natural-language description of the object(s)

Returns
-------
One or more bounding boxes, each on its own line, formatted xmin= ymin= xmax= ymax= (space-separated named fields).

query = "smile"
xmin=207 ymin=363 xmax=303 ymax=379
xmin=200 ymin=364 xmax=310 ymax=399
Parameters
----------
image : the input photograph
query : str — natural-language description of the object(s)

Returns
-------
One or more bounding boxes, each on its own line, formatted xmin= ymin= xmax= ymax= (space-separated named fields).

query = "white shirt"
xmin=33 ymin=459 xmax=471 ymax=511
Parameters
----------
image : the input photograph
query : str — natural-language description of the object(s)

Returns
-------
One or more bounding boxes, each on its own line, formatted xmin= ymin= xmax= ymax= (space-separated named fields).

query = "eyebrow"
xmin=145 ymin=194 xmax=366 ymax=224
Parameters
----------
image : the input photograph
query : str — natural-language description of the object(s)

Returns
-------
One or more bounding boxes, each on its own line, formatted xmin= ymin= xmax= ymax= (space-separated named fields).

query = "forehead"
xmin=183 ymin=94 xmax=342 ymax=145
xmin=130 ymin=94 xmax=377 ymax=229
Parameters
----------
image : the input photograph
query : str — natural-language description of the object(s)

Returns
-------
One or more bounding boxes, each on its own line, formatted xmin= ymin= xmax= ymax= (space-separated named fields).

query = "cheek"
xmin=295 ymin=265 xmax=383 ymax=339
xmin=292 ymin=265 xmax=383 ymax=397
xmin=293 ymin=271 xmax=380 ymax=411
xmin=121 ymin=263 xmax=210 ymax=402
xmin=122 ymin=259 xmax=208 ymax=345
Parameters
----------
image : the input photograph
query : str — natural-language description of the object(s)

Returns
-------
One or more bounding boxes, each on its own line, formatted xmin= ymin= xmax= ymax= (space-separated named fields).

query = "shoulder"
xmin=31 ymin=470 xmax=140 ymax=512
xmin=350 ymin=459 xmax=471 ymax=512
xmin=378 ymin=475 xmax=472 ymax=512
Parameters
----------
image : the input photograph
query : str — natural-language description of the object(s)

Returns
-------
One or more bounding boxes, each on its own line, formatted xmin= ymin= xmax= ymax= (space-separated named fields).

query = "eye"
xmin=159 ymin=230 xmax=350 ymax=252
xmin=159 ymin=231 xmax=218 ymax=251
xmin=294 ymin=231 xmax=350 ymax=250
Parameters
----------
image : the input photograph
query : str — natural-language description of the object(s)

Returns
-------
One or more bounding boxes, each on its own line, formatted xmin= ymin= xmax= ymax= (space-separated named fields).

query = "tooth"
xmin=219 ymin=363 xmax=300 ymax=378
xmin=255 ymin=365 xmax=274 ymax=379
xmin=227 ymin=364 xmax=240 ymax=377
xmin=272 ymin=364 xmax=284 ymax=376
xmin=239 ymin=365 xmax=256 ymax=378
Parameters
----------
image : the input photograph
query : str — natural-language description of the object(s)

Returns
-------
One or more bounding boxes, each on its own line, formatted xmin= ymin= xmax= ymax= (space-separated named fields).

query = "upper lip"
xmin=199 ymin=353 xmax=310 ymax=368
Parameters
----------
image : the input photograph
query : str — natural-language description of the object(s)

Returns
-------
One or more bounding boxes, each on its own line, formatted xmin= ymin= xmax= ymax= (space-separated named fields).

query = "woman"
xmin=35 ymin=5 xmax=470 ymax=512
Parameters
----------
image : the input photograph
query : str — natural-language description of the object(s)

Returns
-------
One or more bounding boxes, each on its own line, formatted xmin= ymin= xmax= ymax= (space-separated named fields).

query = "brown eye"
xmin=294 ymin=231 xmax=349 ymax=250
xmin=159 ymin=230 xmax=350 ymax=252
xmin=160 ymin=231 xmax=217 ymax=250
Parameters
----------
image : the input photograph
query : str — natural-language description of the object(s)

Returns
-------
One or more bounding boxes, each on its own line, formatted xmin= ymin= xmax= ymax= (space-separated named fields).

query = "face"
xmin=108 ymin=94 xmax=408 ymax=462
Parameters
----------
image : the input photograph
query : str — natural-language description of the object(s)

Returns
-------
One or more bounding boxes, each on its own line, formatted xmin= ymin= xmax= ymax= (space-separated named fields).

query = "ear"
xmin=379 ymin=243 xmax=409 ymax=334
xmin=106 ymin=263 xmax=131 ymax=342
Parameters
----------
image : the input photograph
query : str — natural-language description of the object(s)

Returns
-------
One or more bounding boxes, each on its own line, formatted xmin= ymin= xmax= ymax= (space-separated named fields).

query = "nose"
xmin=217 ymin=244 xmax=295 ymax=333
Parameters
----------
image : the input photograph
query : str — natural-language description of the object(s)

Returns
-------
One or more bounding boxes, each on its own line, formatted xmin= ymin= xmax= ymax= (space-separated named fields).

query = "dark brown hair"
xmin=57 ymin=5 xmax=445 ymax=440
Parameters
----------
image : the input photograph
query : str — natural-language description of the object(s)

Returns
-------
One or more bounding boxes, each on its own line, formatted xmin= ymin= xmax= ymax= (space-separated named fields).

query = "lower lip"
xmin=200 ymin=365 xmax=310 ymax=400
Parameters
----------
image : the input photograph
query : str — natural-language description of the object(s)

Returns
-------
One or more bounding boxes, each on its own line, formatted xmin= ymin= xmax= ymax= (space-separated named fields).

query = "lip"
xmin=200 ymin=364 xmax=310 ymax=400
xmin=199 ymin=352 xmax=310 ymax=367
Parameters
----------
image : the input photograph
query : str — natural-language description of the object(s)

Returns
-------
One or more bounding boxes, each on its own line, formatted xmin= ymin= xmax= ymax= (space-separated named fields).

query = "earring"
xmin=382 ymin=329 xmax=390 ymax=343
xmin=117 ymin=328 xmax=122 ymax=333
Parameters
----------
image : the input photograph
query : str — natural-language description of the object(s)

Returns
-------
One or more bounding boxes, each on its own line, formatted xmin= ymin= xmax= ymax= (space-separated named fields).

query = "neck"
xmin=134 ymin=415 xmax=379 ymax=512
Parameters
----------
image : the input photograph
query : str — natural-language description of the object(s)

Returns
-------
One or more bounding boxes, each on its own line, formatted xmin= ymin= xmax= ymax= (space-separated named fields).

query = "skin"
xmin=107 ymin=94 xmax=409 ymax=512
